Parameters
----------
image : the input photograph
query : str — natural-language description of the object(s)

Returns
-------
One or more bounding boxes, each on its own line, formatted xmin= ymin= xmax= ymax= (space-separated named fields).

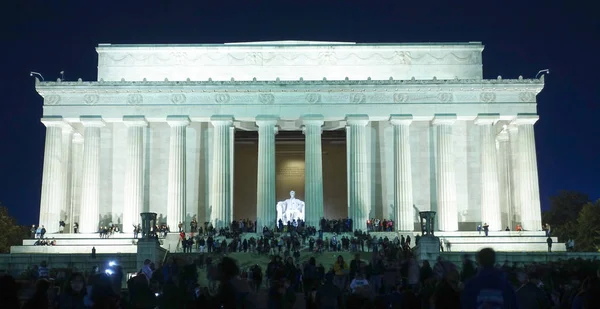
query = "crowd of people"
xmin=5 ymin=232 xmax=600 ymax=308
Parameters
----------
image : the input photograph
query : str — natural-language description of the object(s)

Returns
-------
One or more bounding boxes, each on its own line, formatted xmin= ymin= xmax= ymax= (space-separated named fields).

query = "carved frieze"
xmin=437 ymin=93 xmax=453 ymax=103
xmin=245 ymin=53 xmax=263 ymax=65
xmin=215 ymin=93 xmax=230 ymax=104
xmin=518 ymin=92 xmax=536 ymax=102
xmin=171 ymin=94 xmax=186 ymax=104
xmin=44 ymin=95 xmax=61 ymax=105
xmin=83 ymin=94 xmax=99 ymax=105
xmin=350 ymin=93 xmax=366 ymax=104
xmin=305 ymin=93 xmax=321 ymax=104
xmin=126 ymin=94 xmax=143 ymax=105
xmin=258 ymin=93 xmax=275 ymax=104
xmin=391 ymin=93 xmax=453 ymax=103
xmin=480 ymin=92 xmax=496 ymax=103
xmin=393 ymin=93 xmax=409 ymax=103
xmin=318 ymin=52 xmax=337 ymax=65
xmin=99 ymin=49 xmax=483 ymax=67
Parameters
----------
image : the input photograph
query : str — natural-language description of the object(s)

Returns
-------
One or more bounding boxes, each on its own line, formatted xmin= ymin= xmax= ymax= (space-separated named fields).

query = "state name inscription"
xmin=277 ymin=167 xmax=305 ymax=177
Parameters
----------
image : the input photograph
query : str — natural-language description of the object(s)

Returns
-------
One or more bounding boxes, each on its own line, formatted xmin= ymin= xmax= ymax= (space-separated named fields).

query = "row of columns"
xmin=346 ymin=113 xmax=541 ymax=232
xmin=39 ymin=113 xmax=541 ymax=233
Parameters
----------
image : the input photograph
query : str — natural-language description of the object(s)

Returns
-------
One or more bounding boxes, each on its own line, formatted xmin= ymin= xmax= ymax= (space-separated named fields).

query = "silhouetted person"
xmin=57 ymin=272 xmax=86 ymax=309
xmin=0 ymin=275 xmax=20 ymax=309
xmin=461 ymin=248 xmax=518 ymax=308
xmin=22 ymin=279 xmax=50 ymax=309
xmin=91 ymin=246 xmax=96 ymax=259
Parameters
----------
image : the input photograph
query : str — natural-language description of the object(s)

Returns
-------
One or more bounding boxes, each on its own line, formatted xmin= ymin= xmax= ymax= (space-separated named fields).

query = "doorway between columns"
xmin=232 ymin=130 xmax=347 ymax=222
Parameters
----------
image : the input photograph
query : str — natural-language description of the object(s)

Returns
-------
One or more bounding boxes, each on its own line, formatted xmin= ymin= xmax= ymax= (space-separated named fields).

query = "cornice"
xmin=36 ymin=77 xmax=543 ymax=90
xmin=36 ymin=78 xmax=543 ymax=107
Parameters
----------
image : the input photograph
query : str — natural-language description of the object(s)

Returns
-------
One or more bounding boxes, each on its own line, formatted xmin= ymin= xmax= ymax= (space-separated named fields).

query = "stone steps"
xmin=10 ymin=245 xmax=137 ymax=254
xmin=23 ymin=238 xmax=138 ymax=246
xmin=437 ymin=236 xmax=558 ymax=243
xmin=33 ymin=233 xmax=136 ymax=239
xmin=443 ymin=242 xmax=565 ymax=252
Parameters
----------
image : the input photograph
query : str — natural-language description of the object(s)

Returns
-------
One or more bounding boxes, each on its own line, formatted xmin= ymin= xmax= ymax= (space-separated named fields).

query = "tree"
xmin=575 ymin=200 xmax=600 ymax=252
xmin=543 ymin=190 xmax=590 ymax=226
xmin=0 ymin=204 xmax=29 ymax=253
xmin=542 ymin=190 xmax=590 ymax=241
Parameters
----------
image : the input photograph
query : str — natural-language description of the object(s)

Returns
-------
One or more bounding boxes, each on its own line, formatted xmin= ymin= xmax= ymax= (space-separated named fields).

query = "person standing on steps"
xmin=483 ymin=223 xmax=489 ymax=237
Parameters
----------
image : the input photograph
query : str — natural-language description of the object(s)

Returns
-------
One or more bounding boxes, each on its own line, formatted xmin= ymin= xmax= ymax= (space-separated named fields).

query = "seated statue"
xmin=276 ymin=190 xmax=305 ymax=223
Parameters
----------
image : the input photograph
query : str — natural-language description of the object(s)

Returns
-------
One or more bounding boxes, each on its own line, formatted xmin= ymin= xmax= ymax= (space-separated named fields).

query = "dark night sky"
xmin=1 ymin=0 xmax=598 ymax=225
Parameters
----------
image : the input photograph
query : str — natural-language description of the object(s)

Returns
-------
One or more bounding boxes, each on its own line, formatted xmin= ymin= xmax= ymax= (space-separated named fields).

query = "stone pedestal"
xmin=136 ymin=239 xmax=166 ymax=271
xmin=414 ymin=236 xmax=441 ymax=264
xmin=256 ymin=116 xmax=278 ymax=231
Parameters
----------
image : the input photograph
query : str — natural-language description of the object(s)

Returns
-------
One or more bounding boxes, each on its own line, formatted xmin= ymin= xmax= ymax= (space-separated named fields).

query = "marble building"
xmin=34 ymin=41 xmax=545 ymax=234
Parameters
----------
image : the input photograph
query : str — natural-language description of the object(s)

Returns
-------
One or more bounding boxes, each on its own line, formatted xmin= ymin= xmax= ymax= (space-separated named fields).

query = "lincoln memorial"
xmin=34 ymin=41 xmax=545 ymax=234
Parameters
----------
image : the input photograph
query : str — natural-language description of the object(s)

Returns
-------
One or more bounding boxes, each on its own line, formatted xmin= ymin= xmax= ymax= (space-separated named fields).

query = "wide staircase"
xmin=10 ymin=228 xmax=563 ymax=255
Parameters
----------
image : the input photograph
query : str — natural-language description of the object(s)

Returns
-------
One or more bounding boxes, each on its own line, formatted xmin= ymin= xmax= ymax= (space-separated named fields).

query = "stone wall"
xmin=0 ymin=253 xmax=138 ymax=278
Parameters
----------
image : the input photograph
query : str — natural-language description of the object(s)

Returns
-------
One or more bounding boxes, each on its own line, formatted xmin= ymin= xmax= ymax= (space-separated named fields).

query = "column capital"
xmin=511 ymin=113 xmax=539 ymax=125
xmin=301 ymin=114 xmax=325 ymax=127
xmin=389 ymin=114 xmax=413 ymax=126
xmin=80 ymin=116 xmax=105 ymax=127
xmin=497 ymin=129 xmax=509 ymax=142
xmin=210 ymin=115 xmax=234 ymax=126
xmin=255 ymin=115 xmax=279 ymax=127
xmin=41 ymin=116 xmax=66 ymax=128
xmin=166 ymin=115 xmax=190 ymax=127
xmin=432 ymin=114 xmax=457 ymax=126
xmin=73 ymin=133 xmax=84 ymax=143
xmin=62 ymin=124 xmax=74 ymax=133
xmin=345 ymin=114 xmax=369 ymax=126
xmin=474 ymin=114 xmax=500 ymax=125
xmin=123 ymin=115 xmax=148 ymax=127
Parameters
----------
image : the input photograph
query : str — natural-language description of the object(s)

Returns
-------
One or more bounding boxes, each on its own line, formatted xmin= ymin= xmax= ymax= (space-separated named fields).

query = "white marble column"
xmin=512 ymin=114 xmax=542 ymax=231
xmin=122 ymin=116 xmax=147 ymax=231
xmin=39 ymin=117 xmax=67 ymax=233
xmin=166 ymin=116 xmax=189 ymax=230
xmin=390 ymin=115 xmax=414 ymax=231
xmin=230 ymin=126 xmax=235 ymax=223
xmin=210 ymin=116 xmax=233 ymax=229
xmin=346 ymin=115 xmax=370 ymax=230
xmin=433 ymin=114 xmax=458 ymax=231
xmin=256 ymin=116 xmax=278 ymax=231
xmin=496 ymin=128 xmax=512 ymax=229
xmin=79 ymin=116 xmax=105 ymax=233
xmin=61 ymin=126 xmax=74 ymax=230
xmin=303 ymin=115 xmax=324 ymax=228
xmin=475 ymin=114 xmax=502 ymax=231
xmin=70 ymin=133 xmax=84 ymax=230
xmin=508 ymin=125 xmax=521 ymax=225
